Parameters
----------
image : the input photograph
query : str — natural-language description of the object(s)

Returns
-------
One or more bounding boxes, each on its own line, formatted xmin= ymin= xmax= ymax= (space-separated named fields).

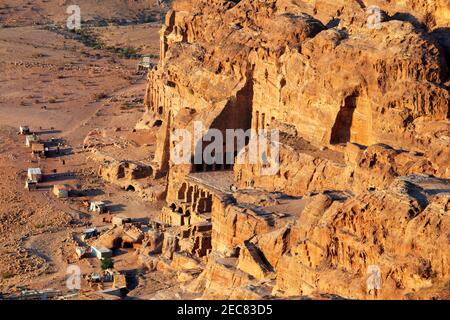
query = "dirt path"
xmin=0 ymin=22 xmax=160 ymax=294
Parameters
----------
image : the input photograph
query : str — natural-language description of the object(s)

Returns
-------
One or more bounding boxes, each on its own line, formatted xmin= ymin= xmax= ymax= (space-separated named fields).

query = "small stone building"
xmin=89 ymin=201 xmax=106 ymax=214
xmin=91 ymin=246 xmax=113 ymax=260
xmin=81 ymin=228 xmax=98 ymax=241
xmin=27 ymin=168 xmax=42 ymax=182
xmin=20 ymin=126 xmax=30 ymax=135
xmin=53 ymin=184 xmax=71 ymax=198
xmin=25 ymin=134 xmax=39 ymax=147
xmin=31 ymin=143 xmax=47 ymax=157
xmin=112 ymin=215 xmax=131 ymax=227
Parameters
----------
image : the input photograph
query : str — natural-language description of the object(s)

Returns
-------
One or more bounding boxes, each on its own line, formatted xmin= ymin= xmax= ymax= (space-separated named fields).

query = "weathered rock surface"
xmin=135 ymin=0 xmax=450 ymax=300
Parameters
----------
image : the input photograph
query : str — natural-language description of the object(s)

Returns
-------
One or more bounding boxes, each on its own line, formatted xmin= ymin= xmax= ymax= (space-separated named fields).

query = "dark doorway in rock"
xmin=153 ymin=120 xmax=163 ymax=127
xmin=117 ymin=166 xmax=125 ymax=179
xmin=126 ymin=185 xmax=135 ymax=192
xmin=330 ymin=94 xmax=358 ymax=144
xmin=192 ymin=74 xmax=254 ymax=173
xmin=122 ymin=241 xmax=133 ymax=249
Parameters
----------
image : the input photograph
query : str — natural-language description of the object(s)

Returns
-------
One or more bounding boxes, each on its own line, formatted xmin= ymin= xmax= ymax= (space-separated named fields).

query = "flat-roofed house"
xmin=25 ymin=134 xmax=39 ymax=147
xmin=53 ymin=184 xmax=71 ymax=198
xmin=27 ymin=168 xmax=42 ymax=182
xmin=20 ymin=126 xmax=30 ymax=135
xmin=31 ymin=142 xmax=48 ymax=157
xmin=81 ymin=228 xmax=98 ymax=241
xmin=25 ymin=180 xmax=38 ymax=191
xmin=112 ymin=215 xmax=131 ymax=227
xmin=89 ymin=201 xmax=106 ymax=214
xmin=91 ymin=246 xmax=113 ymax=260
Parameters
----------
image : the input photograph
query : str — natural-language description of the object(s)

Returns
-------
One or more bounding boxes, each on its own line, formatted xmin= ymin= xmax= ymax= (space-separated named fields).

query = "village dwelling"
xmin=112 ymin=215 xmax=131 ymax=227
xmin=81 ymin=228 xmax=98 ymax=241
xmin=27 ymin=168 xmax=42 ymax=182
xmin=89 ymin=201 xmax=106 ymax=214
xmin=87 ymin=269 xmax=116 ymax=283
xmin=103 ymin=269 xmax=115 ymax=282
xmin=53 ymin=184 xmax=71 ymax=198
xmin=25 ymin=134 xmax=39 ymax=147
xmin=90 ymin=227 xmax=124 ymax=251
xmin=75 ymin=246 xmax=89 ymax=259
xmin=31 ymin=142 xmax=48 ymax=157
xmin=19 ymin=125 xmax=30 ymax=135
xmin=89 ymin=272 xmax=102 ymax=283
xmin=91 ymin=246 xmax=113 ymax=260
xmin=122 ymin=226 xmax=144 ymax=248
xmin=25 ymin=180 xmax=37 ymax=191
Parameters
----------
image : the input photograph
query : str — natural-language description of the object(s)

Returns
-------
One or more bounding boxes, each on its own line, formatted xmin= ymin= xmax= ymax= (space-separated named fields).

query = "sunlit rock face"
xmin=138 ymin=0 xmax=449 ymax=300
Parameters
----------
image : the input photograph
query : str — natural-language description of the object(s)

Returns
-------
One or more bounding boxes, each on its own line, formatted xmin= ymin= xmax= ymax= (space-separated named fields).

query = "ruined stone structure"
xmin=138 ymin=0 xmax=450 ymax=299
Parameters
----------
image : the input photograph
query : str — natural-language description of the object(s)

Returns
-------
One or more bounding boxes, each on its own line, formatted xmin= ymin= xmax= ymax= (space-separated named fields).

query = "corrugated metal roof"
xmin=92 ymin=246 xmax=112 ymax=253
xmin=91 ymin=201 xmax=105 ymax=206
xmin=28 ymin=168 xmax=42 ymax=175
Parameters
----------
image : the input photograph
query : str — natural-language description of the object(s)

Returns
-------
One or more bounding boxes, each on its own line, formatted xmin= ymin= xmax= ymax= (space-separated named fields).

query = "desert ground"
xmin=0 ymin=2 xmax=170 ymax=298
xmin=0 ymin=0 xmax=168 ymax=27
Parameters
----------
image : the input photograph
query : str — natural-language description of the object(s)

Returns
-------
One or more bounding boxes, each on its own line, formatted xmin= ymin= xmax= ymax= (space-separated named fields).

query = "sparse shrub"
xmin=93 ymin=92 xmax=108 ymax=101
xmin=120 ymin=102 xmax=135 ymax=110
xmin=1 ymin=271 xmax=14 ymax=279
xmin=101 ymin=258 xmax=114 ymax=270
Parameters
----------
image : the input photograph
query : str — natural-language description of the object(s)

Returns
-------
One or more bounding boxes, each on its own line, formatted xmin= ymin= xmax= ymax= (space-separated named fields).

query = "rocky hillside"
xmin=135 ymin=0 xmax=449 ymax=299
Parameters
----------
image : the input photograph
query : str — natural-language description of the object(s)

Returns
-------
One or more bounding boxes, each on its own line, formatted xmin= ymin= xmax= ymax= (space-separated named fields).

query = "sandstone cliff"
xmin=135 ymin=0 xmax=450 ymax=300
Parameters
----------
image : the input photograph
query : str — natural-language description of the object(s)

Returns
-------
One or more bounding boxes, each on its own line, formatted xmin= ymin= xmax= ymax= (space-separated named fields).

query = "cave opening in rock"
xmin=192 ymin=75 xmax=254 ymax=172
xmin=330 ymin=94 xmax=358 ymax=145
xmin=117 ymin=166 xmax=125 ymax=179
xmin=126 ymin=185 xmax=136 ymax=192
xmin=178 ymin=183 xmax=187 ymax=200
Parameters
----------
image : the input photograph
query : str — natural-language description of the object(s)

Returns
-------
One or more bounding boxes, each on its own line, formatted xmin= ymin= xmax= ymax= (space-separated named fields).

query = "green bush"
xmin=101 ymin=258 xmax=114 ymax=270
